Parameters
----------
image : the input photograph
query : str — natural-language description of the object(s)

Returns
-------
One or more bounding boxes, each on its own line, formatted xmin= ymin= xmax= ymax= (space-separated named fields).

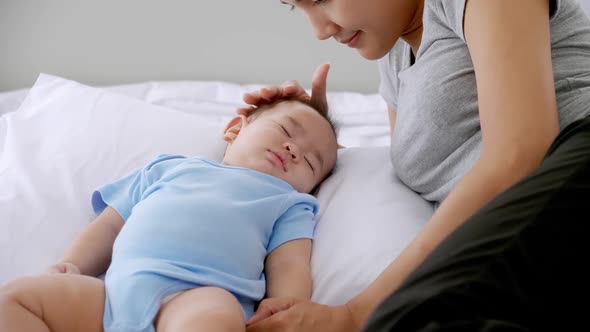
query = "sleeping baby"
xmin=0 ymin=99 xmax=338 ymax=332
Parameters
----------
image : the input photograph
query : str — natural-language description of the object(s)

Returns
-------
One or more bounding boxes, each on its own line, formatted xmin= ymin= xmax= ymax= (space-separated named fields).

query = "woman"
xmin=244 ymin=0 xmax=590 ymax=331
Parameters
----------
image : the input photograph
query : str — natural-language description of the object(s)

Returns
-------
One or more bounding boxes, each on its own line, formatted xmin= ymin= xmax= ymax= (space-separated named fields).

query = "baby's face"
xmin=223 ymin=101 xmax=338 ymax=193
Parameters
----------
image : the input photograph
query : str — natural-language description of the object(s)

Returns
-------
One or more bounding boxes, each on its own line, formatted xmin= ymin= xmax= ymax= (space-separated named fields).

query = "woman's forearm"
xmin=60 ymin=206 xmax=123 ymax=277
xmin=346 ymin=158 xmax=537 ymax=328
xmin=345 ymin=237 xmax=426 ymax=329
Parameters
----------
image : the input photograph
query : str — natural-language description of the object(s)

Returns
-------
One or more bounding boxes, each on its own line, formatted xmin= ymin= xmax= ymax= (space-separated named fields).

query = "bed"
xmin=0 ymin=73 xmax=435 ymax=307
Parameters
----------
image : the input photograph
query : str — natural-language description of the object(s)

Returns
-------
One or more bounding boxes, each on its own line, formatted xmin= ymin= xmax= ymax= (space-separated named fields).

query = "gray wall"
xmin=2 ymin=0 xmax=589 ymax=93
xmin=0 ymin=0 xmax=379 ymax=93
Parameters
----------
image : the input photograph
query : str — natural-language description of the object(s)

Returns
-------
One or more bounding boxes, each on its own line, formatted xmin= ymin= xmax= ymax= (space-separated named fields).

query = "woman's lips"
xmin=341 ymin=31 xmax=361 ymax=48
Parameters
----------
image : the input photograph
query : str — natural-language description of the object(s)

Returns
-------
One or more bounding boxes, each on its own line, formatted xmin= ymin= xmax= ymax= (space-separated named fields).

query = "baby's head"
xmin=223 ymin=99 xmax=338 ymax=193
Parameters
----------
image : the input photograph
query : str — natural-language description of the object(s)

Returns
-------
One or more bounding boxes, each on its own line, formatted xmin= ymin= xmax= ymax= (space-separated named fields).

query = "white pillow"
xmin=0 ymin=74 xmax=435 ymax=309
xmin=312 ymin=146 xmax=434 ymax=305
xmin=0 ymin=74 xmax=227 ymax=283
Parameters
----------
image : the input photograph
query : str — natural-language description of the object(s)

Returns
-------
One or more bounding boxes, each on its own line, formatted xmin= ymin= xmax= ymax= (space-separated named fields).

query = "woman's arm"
xmin=56 ymin=206 xmax=124 ymax=277
xmin=347 ymin=0 xmax=559 ymax=327
xmin=264 ymin=238 xmax=312 ymax=299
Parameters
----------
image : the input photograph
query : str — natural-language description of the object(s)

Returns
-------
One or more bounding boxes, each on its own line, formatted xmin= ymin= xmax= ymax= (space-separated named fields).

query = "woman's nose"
xmin=284 ymin=142 xmax=301 ymax=161
xmin=307 ymin=10 xmax=340 ymax=40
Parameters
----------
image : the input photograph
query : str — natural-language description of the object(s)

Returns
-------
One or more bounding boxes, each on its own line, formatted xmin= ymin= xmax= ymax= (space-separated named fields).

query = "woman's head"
xmin=280 ymin=0 xmax=424 ymax=60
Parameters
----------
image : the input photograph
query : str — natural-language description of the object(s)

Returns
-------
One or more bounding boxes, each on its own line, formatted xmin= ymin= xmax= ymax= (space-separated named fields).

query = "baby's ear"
xmin=223 ymin=115 xmax=248 ymax=143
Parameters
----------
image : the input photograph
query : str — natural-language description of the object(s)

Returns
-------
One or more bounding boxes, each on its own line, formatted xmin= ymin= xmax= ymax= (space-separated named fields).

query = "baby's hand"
xmin=47 ymin=262 xmax=81 ymax=275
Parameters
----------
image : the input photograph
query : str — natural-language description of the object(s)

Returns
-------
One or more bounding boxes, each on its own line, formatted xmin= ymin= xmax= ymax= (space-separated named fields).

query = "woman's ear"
xmin=223 ymin=115 xmax=248 ymax=143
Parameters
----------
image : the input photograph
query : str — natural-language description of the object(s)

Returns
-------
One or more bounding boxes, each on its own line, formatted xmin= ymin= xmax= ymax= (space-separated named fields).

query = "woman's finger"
xmin=273 ymin=80 xmax=306 ymax=99
xmin=259 ymin=86 xmax=280 ymax=101
xmin=310 ymin=63 xmax=330 ymax=114
xmin=246 ymin=299 xmax=293 ymax=325
xmin=243 ymin=91 xmax=264 ymax=105
xmin=285 ymin=87 xmax=309 ymax=101
xmin=236 ymin=107 xmax=250 ymax=116
xmin=246 ymin=311 xmax=287 ymax=332
xmin=237 ymin=105 xmax=257 ymax=116
xmin=246 ymin=306 xmax=274 ymax=326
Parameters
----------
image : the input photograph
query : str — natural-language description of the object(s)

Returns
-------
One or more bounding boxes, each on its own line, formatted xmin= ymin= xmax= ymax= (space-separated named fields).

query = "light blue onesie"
xmin=91 ymin=155 xmax=318 ymax=332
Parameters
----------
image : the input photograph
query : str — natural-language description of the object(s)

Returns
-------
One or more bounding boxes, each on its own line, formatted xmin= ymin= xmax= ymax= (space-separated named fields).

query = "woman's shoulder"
xmin=377 ymin=39 xmax=411 ymax=108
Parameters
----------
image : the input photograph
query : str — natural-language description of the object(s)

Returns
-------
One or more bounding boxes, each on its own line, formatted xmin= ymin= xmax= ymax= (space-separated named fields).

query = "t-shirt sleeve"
xmin=436 ymin=0 xmax=467 ymax=41
xmin=266 ymin=193 xmax=319 ymax=254
xmin=91 ymin=154 xmax=184 ymax=221
xmin=378 ymin=52 xmax=400 ymax=110
xmin=377 ymin=39 xmax=407 ymax=110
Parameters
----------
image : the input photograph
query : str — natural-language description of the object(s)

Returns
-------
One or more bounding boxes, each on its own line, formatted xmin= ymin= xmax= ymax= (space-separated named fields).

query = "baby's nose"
xmin=284 ymin=143 xmax=300 ymax=160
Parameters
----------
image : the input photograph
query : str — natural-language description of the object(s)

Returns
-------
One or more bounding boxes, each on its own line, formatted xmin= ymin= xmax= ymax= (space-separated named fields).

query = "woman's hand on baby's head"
xmin=47 ymin=262 xmax=81 ymax=275
xmin=237 ymin=63 xmax=331 ymax=116
xmin=237 ymin=82 xmax=307 ymax=116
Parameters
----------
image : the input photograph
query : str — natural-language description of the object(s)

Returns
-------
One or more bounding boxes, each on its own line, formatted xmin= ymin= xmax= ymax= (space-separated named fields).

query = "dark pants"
xmin=363 ymin=117 xmax=590 ymax=332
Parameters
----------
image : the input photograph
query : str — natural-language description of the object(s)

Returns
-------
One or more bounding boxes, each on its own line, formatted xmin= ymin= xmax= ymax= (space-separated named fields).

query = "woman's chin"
xmin=357 ymin=47 xmax=386 ymax=60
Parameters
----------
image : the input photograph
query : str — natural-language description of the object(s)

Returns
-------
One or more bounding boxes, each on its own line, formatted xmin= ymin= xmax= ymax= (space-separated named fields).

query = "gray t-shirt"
xmin=379 ymin=0 xmax=590 ymax=204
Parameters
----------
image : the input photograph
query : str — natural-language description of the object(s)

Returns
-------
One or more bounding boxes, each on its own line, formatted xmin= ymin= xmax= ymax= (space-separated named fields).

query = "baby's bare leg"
xmin=155 ymin=286 xmax=245 ymax=332
xmin=0 ymin=274 xmax=105 ymax=332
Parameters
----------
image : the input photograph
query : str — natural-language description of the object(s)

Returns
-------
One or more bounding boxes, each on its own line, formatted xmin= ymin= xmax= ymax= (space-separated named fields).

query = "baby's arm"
xmin=264 ymin=238 xmax=312 ymax=299
xmin=49 ymin=206 xmax=124 ymax=277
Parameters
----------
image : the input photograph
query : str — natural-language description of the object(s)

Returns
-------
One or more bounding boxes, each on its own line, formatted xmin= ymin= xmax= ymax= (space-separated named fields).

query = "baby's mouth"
xmin=268 ymin=150 xmax=287 ymax=172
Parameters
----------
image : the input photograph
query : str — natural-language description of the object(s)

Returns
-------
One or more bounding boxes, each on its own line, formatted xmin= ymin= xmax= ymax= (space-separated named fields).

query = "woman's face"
xmin=281 ymin=0 xmax=422 ymax=60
